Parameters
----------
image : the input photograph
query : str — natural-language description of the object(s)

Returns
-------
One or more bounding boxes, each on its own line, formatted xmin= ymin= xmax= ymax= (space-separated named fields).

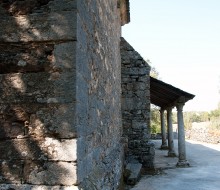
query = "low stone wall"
xmin=186 ymin=129 xmax=220 ymax=144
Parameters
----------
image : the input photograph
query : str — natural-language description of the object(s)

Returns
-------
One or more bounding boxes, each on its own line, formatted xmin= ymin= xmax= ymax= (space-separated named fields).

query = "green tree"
xmin=150 ymin=105 xmax=161 ymax=133
xmin=149 ymin=60 xmax=161 ymax=133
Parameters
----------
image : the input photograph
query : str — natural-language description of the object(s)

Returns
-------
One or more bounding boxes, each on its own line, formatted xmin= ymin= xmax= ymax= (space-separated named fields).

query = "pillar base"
xmin=160 ymin=144 xmax=168 ymax=150
xmin=176 ymin=160 xmax=190 ymax=168
xmin=168 ymin=151 xmax=176 ymax=157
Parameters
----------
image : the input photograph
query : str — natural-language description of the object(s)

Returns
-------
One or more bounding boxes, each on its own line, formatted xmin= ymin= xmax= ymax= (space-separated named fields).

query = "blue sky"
xmin=122 ymin=0 xmax=220 ymax=112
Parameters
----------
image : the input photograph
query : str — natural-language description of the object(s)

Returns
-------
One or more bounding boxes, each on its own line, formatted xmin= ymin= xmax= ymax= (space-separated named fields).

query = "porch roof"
xmin=150 ymin=76 xmax=195 ymax=109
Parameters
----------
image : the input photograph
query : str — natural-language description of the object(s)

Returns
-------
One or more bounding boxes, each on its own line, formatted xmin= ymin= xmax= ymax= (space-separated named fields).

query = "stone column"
xmin=176 ymin=102 xmax=189 ymax=167
xmin=167 ymin=107 xmax=176 ymax=157
xmin=160 ymin=109 xmax=168 ymax=149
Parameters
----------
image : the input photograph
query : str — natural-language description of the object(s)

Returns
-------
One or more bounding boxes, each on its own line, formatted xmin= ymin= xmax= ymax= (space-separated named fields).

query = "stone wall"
xmin=0 ymin=0 xmax=123 ymax=189
xmin=121 ymin=38 xmax=154 ymax=168
xmin=186 ymin=122 xmax=220 ymax=144
xmin=0 ymin=0 xmax=78 ymax=189
xmin=76 ymin=0 xmax=123 ymax=189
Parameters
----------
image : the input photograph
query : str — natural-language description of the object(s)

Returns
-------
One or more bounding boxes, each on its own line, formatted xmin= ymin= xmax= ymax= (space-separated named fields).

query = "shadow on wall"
xmin=0 ymin=0 xmax=77 ymax=42
xmin=0 ymin=1 xmax=78 ymax=187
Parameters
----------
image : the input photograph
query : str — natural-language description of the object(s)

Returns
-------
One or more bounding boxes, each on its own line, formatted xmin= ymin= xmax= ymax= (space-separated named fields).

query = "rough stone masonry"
xmin=121 ymin=38 xmax=155 ymax=168
xmin=0 ymin=0 xmax=123 ymax=189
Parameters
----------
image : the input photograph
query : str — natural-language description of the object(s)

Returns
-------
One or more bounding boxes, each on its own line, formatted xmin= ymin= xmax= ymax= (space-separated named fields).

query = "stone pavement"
xmin=131 ymin=139 xmax=220 ymax=190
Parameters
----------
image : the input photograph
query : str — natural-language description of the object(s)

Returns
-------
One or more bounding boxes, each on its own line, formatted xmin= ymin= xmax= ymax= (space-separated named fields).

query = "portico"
xmin=150 ymin=77 xmax=195 ymax=167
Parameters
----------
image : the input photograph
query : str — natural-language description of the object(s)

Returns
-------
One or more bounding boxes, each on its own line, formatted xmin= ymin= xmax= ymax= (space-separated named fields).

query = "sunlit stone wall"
xmin=0 ymin=0 xmax=123 ymax=189
xmin=76 ymin=0 xmax=123 ymax=189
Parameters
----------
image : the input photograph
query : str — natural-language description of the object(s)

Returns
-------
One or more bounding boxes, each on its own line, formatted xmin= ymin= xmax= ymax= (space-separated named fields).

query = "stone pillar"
xmin=176 ymin=102 xmax=190 ymax=167
xmin=167 ymin=107 xmax=176 ymax=157
xmin=160 ymin=109 xmax=168 ymax=149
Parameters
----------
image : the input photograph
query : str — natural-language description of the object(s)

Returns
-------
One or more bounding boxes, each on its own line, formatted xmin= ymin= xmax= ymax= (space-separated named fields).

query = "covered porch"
xmin=150 ymin=76 xmax=195 ymax=167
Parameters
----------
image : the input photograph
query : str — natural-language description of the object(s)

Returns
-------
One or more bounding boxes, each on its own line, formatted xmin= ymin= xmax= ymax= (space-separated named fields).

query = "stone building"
xmin=0 ymin=0 xmax=195 ymax=189
xmin=0 ymin=0 xmax=130 ymax=189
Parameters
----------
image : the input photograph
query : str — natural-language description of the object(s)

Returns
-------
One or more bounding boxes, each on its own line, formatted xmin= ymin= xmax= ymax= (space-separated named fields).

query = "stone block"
xmin=0 ymin=0 xmax=77 ymax=15
xmin=48 ymin=0 xmax=77 ymax=12
xmin=121 ymin=97 xmax=133 ymax=110
xmin=0 ymin=42 xmax=76 ymax=74
xmin=134 ymin=90 xmax=146 ymax=97
xmin=0 ymin=103 xmax=76 ymax=138
xmin=0 ymin=121 xmax=25 ymax=139
xmin=122 ymin=97 xmax=148 ymax=110
xmin=0 ymin=72 xmax=76 ymax=104
xmin=125 ymin=162 xmax=142 ymax=185
xmin=133 ymin=82 xmax=147 ymax=91
xmin=0 ymin=11 xmax=77 ymax=42
xmin=0 ymin=138 xmax=77 ymax=161
xmin=0 ymin=160 xmax=22 ymax=183
xmin=28 ymin=103 xmax=77 ymax=138
xmin=0 ymin=184 xmax=79 ymax=190
xmin=37 ymin=138 xmax=77 ymax=161
xmin=0 ymin=43 xmax=54 ymax=74
xmin=122 ymin=67 xmax=149 ymax=76
xmin=53 ymin=42 xmax=76 ymax=72
xmin=132 ymin=121 xmax=142 ymax=129
xmin=24 ymin=161 xmax=77 ymax=185
xmin=0 ymin=104 xmax=27 ymax=139
xmin=128 ymin=140 xmax=141 ymax=149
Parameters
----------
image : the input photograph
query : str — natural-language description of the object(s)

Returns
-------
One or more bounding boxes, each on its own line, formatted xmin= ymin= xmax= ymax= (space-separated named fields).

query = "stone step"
xmin=125 ymin=162 xmax=142 ymax=185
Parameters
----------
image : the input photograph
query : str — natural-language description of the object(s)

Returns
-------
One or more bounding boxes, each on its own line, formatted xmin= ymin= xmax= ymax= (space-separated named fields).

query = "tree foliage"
xmin=149 ymin=60 xmax=161 ymax=133
xmin=150 ymin=105 xmax=161 ymax=133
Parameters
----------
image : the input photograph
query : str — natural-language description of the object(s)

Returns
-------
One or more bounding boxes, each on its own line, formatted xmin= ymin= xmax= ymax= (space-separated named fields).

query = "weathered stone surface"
xmin=0 ymin=138 xmax=77 ymax=161
xmin=24 ymin=161 xmax=77 ymax=185
xmin=76 ymin=0 xmax=123 ymax=189
xmin=122 ymin=97 xmax=149 ymax=110
xmin=0 ymin=42 xmax=76 ymax=74
xmin=0 ymin=43 xmax=53 ymax=74
xmin=140 ymin=142 xmax=155 ymax=168
xmin=122 ymin=67 xmax=149 ymax=76
xmin=0 ymin=160 xmax=22 ymax=183
xmin=0 ymin=104 xmax=28 ymax=139
xmin=0 ymin=72 xmax=76 ymax=104
xmin=121 ymin=37 xmax=154 ymax=168
xmin=77 ymin=146 xmax=123 ymax=190
xmin=0 ymin=104 xmax=76 ymax=139
xmin=28 ymin=104 xmax=77 ymax=138
xmin=125 ymin=162 xmax=142 ymax=185
xmin=0 ymin=0 xmax=77 ymax=42
xmin=0 ymin=0 xmax=77 ymax=16
xmin=29 ymin=104 xmax=77 ymax=138
xmin=0 ymin=121 xmax=25 ymax=140
xmin=0 ymin=184 xmax=78 ymax=190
